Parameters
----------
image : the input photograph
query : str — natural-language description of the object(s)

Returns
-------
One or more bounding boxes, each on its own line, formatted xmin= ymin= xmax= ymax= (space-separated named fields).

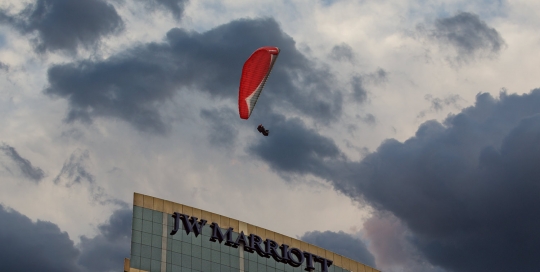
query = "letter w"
xmin=179 ymin=213 xmax=207 ymax=237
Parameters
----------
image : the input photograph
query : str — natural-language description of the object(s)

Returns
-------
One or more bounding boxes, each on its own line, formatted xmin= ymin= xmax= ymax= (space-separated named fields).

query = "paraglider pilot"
xmin=257 ymin=124 xmax=269 ymax=136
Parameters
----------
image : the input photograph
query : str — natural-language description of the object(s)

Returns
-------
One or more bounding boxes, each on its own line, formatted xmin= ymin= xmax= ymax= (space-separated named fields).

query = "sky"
xmin=0 ymin=0 xmax=540 ymax=271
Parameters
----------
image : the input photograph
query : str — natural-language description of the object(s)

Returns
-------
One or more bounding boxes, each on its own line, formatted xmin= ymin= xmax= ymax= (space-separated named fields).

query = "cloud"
xmin=425 ymin=94 xmax=463 ymax=112
xmin=136 ymin=0 xmax=189 ymax=20
xmin=420 ymin=12 xmax=505 ymax=62
xmin=350 ymin=69 xmax=387 ymax=103
xmin=367 ymin=68 xmax=388 ymax=85
xmin=53 ymin=149 xmax=123 ymax=206
xmin=78 ymin=207 xmax=132 ymax=272
xmin=248 ymin=114 xmax=342 ymax=177
xmin=0 ymin=0 xmax=124 ymax=54
xmin=363 ymin=213 xmax=408 ymax=267
xmin=200 ymin=107 xmax=238 ymax=148
xmin=54 ymin=149 xmax=94 ymax=186
xmin=44 ymin=17 xmax=342 ymax=134
xmin=301 ymin=230 xmax=376 ymax=267
xmin=0 ymin=143 xmax=45 ymax=182
xmin=351 ymin=76 xmax=368 ymax=103
xmin=363 ymin=212 xmax=444 ymax=272
xmin=417 ymin=94 xmax=464 ymax=118
xmin=319 ymin=0 xmax=338 ymax=7
xmin=253 ymin=89 xmax=540 ymax=271
xmin=0 ymin=61 xmax=8 ymax=72
xmin=0 ymin=33 xmax=6 ymax=48
xmin=0 ymin=203 xmax=131 ymax=272
xmin=0 ymin=204 xmax=81 ymax=271
xmin=358 ymin=113 xmax=376 ymax=126
xmin=330 ymin=43 xmax=355 ymax=63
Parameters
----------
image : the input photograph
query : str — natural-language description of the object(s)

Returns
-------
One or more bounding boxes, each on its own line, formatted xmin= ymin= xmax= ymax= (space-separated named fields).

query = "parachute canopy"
xmin=238 ymin=46 xmax=280 ymax=119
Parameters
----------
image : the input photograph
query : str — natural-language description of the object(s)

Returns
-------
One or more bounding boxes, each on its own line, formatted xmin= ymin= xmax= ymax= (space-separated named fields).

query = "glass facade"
xmin=130 ymin=205 xmax=352 ymax=272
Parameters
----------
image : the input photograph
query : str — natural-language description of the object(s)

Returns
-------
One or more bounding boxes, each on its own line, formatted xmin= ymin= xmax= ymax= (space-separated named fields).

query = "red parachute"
xmin=238 ymin=46 xmax=280 ymax=119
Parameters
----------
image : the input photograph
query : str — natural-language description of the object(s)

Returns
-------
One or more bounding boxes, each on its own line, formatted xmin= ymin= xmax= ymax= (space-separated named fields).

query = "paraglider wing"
xmin=238 ymin=46 xmax=280 ymax=119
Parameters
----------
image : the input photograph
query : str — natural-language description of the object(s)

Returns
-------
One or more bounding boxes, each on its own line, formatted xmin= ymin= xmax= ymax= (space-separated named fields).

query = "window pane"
xmin=192 ymin=245 xmax=202 ymax=258
xmin=182 ymin=242 xmax=192 ymax=256
xmin=151 ymin=259 xmax=161 ymax=272
xmin=202 ymin=225 xmax=212 ymax=236
xmin=143 ymin=220 xmax=153 ymax=234
xmin=152 ymin=234 xmax=162 ymax=248
xmin=211 ymin=249 xmax=220 ymax=263
xmin=141 ymin=245 xmax=152 ymax=259
xmin=153 ymin=210 xmax=163 ymax=222
xmin=153 ymin=222 xmax=163 ymax=235
xmin=201 ymin=247 xmax=211 ymax=261
xmin=141 ymin=257 xmax=151 ymax=271
xmin=171 ymin=252 xmax=182 ymax=266
xmin=134 ymin=206 xmax=143 ymax=219
xmin=131 ymin=256 xmax=141 ymax=269
xmin=143 ymin=208 xmax=153 ymax=221
xmin=220 ymin=252 xmax=230 ymax=266
xmin=166 ymin=250 xmax=172 ymax=264
xmin=172 ymin=240 xmax=182 ymax=253
xmin=131 ymin=242 xmax=141 ymax=257
xmin=133 ymin=218 xmax=143 ymax=231
xmin=230 ymin=255 xmax=239 ymax=269
xmin=192 ymin=234 xmax=202 ymax=246
xmin=132 ymin=230 xmax=142 ymax=244
xmin=181 ymin=254 xmax=192 ymax=268
xmin=151 ymin=247 xmax=161 ymax=261
xmin=211 ymin=262 xmax=221 ymax=272
xmin=192 ymin=257 xmax=202 ymax=271
xmin=202 ymin=260 xmax=212 ymax=271
xmin=221 ymin=264 xmax=231 ymax=272
xmin=202 ymin=237 xmax=212 ymax=249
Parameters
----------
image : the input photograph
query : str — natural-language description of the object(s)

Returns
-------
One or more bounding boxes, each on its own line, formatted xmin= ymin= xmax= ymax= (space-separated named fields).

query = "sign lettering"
xmin=170 ymin=213 xmax=333 ymax=272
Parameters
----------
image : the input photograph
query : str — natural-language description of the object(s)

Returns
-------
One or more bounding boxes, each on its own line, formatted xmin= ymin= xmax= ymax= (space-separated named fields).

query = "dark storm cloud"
xmin=330 ymin=43 xmax=355 ymax=62
xmin=200 ymin=107 xmax=238 ymax=148
xmin=44 ymin=18 xmax=342 ymax=134
xmin=253 ymin=89 xmax=540 ymax=271
xmin=137 ymin=0 xmax=189 ymax=20
xmin=0 ymin=143 xmax=45 ymax=182
xmin=78 ymin=207 xmax=131 ymax=272
xmin=301 ymin=230 xmax=375 ymax=267
xmin=248 ymin=114 xmax=342 ymax=176
xmin=429 ymin=12 xmax=505 ymax=59
xmin=0 ymin=205 xmax=81 ymax=271
xmin=0 ymin=0 xmax=123 ymax=54
xmin=0 ymin=203 xmax=131 ymax=272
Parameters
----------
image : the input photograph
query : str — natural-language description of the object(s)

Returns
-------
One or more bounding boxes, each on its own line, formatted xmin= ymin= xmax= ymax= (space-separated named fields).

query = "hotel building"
xmin=124 ymin=193 xmax=380 ymax=272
